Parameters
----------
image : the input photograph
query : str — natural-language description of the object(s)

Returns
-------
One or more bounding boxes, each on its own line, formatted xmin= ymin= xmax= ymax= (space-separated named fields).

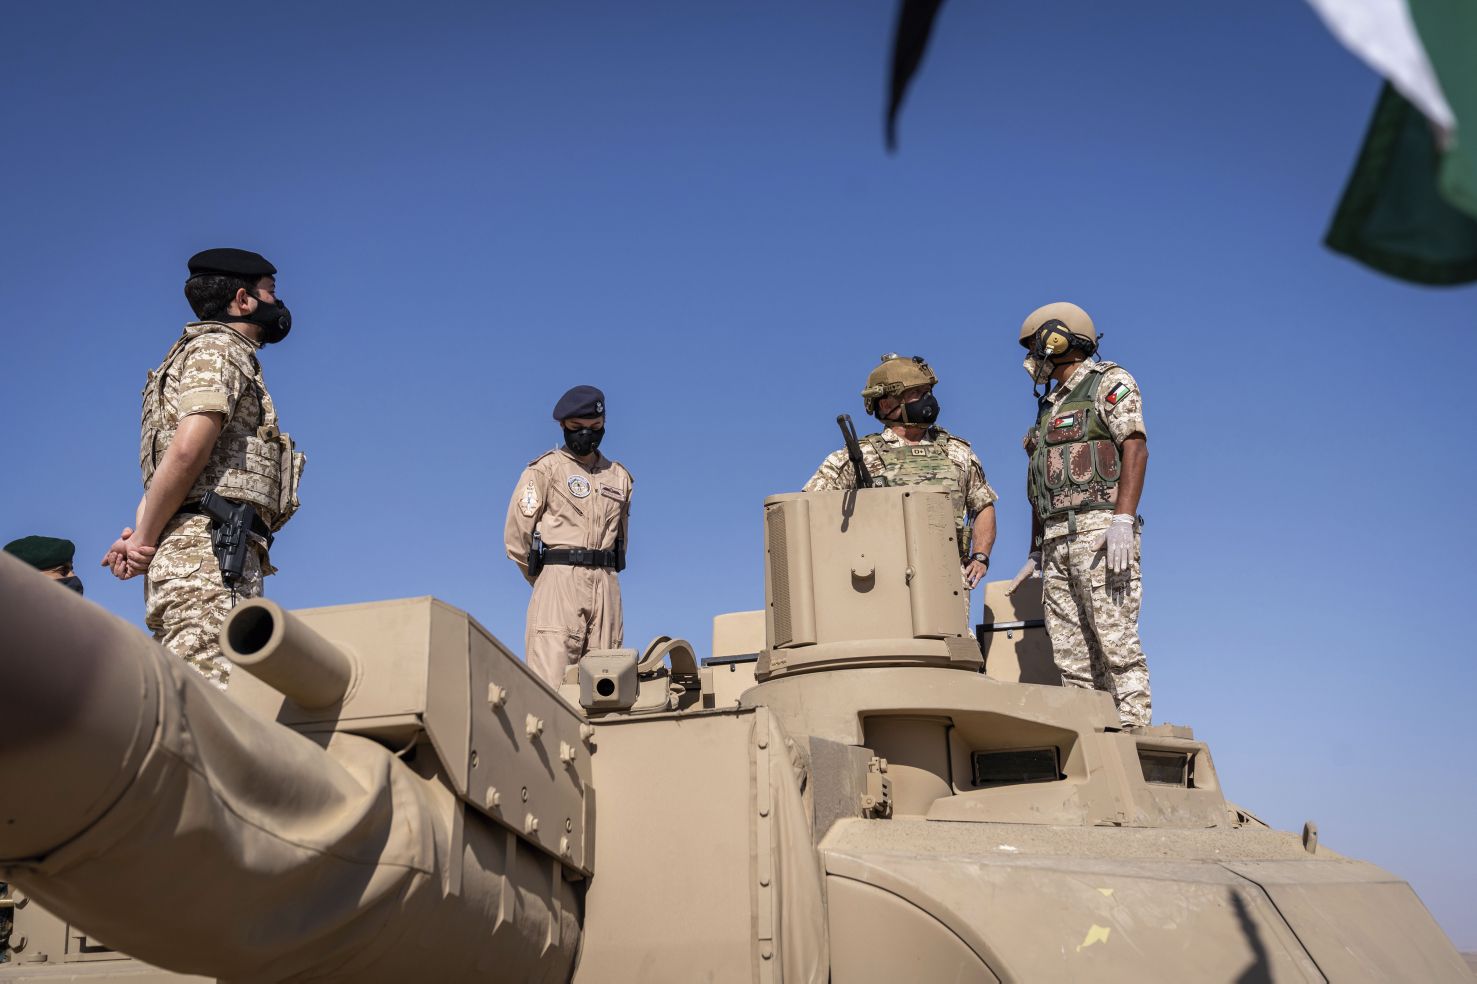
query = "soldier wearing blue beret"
xmin=504 ymin=385 xmax=634 ymax=687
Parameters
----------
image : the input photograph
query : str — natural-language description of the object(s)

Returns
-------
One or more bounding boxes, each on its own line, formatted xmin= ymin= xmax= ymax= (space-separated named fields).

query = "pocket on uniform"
xmin=1092 ymin=440 xmax=1121 ymax=481
xmin=147 ymin=550 xmax=204 ymax=582
xmin=1044 ymin=410 xmax=1086 ymax=444
xmin=1044 ymin=446 xmax=1068 ymax=490
xmin=1068 ymin=444 xmax=1095 ymax=485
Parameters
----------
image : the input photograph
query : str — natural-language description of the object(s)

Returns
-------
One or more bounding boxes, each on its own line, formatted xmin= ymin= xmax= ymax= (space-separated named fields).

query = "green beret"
xmin=3 ymin=535 xmax=76 ymax=571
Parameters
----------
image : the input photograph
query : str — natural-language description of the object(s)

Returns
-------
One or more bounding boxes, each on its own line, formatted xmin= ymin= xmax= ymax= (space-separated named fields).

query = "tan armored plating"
xmin=1 ymin=484 xmax=1470 ymax=983
xmin=504 ymin=447 xmax=632 ymax=686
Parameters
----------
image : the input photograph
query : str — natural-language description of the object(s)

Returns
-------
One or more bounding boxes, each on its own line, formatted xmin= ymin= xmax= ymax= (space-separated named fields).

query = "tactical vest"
xmin=139 ymin=325 xmax=305 ymax=531
xmin=1027 ymin=364 xmax=1121 ymax=522
xmin=864 ymin=430 xmax=970 ymax=557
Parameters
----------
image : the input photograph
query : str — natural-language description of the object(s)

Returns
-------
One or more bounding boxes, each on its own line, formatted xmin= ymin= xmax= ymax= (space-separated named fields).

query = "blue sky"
xmin=3 ymin=0 xmax=1473 ymax=948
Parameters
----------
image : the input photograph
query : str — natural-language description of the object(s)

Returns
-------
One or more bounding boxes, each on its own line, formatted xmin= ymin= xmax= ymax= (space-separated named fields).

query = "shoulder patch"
xmin=518 ymin=478 xmax=540 ymax=517
xmin=1104 ymin=382 xmax=1134 ymax=407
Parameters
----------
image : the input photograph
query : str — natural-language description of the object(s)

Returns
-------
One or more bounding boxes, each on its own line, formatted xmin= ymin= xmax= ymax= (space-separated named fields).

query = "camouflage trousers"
xmin=1041 ymin=530 xmax=1151 ymax=728
xmin=144 ymin=515 xmax=265 ymax=690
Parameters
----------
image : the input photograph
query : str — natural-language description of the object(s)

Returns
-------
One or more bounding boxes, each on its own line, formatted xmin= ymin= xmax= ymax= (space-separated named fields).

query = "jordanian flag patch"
xmin=1105 ymin=383 xmax=1133 ymax=406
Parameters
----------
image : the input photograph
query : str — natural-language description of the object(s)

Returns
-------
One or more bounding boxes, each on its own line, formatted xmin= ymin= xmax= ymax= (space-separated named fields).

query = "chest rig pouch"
xmin=866 ymin=433 xmax=969 ymax=557
xmin=1028 ymin=365 xmax=1121 ymax=522
xmin=139 ymin=326 xmax=306 ymax=533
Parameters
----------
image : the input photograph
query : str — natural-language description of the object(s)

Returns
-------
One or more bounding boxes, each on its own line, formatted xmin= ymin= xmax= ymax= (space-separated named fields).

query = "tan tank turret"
xmin=2 ymin=487 xmax=1471 ymax=982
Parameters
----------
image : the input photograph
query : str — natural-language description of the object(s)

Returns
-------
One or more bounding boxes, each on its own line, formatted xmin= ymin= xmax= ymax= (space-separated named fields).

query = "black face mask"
xmin=897 ymin=392 xmax=940 ymax=426
xmin=244 ymin=293 xmax=292 ymax=344
xmin=563 ymin=426 xmax=604 ymax=457
xmin=57 ymin=574 xmax=84 ymax=595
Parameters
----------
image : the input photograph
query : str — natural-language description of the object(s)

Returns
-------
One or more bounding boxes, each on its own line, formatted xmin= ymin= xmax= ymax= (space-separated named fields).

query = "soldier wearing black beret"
xmin=504 ymin=385 xmax=635 ymax=687
xmin=100 ymin=247 xmax=307 ymax=689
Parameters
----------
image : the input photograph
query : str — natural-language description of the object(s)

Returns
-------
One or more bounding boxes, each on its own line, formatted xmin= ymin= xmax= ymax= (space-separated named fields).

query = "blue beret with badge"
xmin=552 ymin=385 xmax=606 ymax=421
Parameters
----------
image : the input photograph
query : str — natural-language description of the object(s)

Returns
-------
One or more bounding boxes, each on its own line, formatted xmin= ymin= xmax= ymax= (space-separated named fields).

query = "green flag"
xmin=1317 ymin=0 xmax=1477 ymax=285
xmin=1326 ymin=83 xmax=1477 ymax=286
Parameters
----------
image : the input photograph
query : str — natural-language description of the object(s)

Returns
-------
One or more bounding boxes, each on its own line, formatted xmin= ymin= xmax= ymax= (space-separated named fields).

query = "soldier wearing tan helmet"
xmin=1008 ymin=302 xmax=1151 ymax=729
xmin=805 ymin=354 xmax=998 ymax=594
xmin=504 ymin=385 xmax=634 ymax=688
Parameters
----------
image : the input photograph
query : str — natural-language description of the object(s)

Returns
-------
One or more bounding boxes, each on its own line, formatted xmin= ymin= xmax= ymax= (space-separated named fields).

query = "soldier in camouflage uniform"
xmin=102 ymin=248 xmax=305 ymax=689
xmin=805 ymin=355 xmax=998 ymax=593
xmin=1008 ymin=302 xmax=1150 ymax=728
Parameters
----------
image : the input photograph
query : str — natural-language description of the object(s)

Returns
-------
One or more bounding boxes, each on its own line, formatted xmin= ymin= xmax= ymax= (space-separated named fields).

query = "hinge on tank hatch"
xmin=862 ymin=756 xmax=892 ymax=818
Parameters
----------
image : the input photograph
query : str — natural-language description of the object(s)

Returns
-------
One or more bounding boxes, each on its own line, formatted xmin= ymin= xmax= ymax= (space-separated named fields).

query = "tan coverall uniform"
xmin=504 ymin=448 xmax=633 ymax=687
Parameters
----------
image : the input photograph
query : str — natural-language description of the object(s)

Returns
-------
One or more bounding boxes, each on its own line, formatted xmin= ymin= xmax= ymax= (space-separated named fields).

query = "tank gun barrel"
xmin=0 ymin=552 xmax=580 ymax=982
xmin=0 ymin=553 xmax=159 ymax=862
xmin=222 ymin=597 xmax=354 ymax=707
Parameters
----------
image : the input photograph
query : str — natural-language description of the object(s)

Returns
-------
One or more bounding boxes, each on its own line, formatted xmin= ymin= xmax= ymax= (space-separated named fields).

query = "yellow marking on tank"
xmin=1097 ymin=888 xmax=1114 ymax=897
xmin=1076 ymin=924 xmax=1111 ymax=951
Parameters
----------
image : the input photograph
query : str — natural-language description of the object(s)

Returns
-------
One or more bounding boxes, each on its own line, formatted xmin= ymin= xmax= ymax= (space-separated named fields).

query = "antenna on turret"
xmin=837 ymin=414 xmax=875 ymax=489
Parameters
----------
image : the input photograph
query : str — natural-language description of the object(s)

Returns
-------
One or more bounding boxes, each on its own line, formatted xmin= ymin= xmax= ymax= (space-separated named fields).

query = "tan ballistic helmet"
xmin=860 ymin=353 xmax=938 ymax=415
xmin=1019 ymin=301 xmax=1097 ymax=355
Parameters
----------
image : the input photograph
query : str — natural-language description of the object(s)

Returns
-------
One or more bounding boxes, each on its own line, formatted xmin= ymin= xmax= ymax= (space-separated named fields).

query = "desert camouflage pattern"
xmin=504 ymin=447 xmax=633 ymax=686
xmin=140 ymin=322 xmax=305 ymax=530
xmin=1040 ymin=527 xmax=1151 ymax=727
xmin=805 ymin=426 xmax=996 ymax=556
xmin=1027 ymin=360 xmax=1145 ymax=542
xmin=143 ymin=514 xmax=265 ymax=690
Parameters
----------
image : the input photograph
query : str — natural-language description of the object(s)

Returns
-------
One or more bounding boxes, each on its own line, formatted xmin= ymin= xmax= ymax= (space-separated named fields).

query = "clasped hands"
xmin=100 ymin=527 xmax=156 ymax=580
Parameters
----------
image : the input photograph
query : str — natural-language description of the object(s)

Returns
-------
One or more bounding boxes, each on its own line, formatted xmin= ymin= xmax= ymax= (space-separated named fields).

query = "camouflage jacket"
xmin=140 ymin=322 xmax=304 ymax=530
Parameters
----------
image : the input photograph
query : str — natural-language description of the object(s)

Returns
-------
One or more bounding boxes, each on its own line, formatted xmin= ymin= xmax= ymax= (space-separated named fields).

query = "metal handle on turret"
xmin=220 ymin=598 xmax=354 ymax=708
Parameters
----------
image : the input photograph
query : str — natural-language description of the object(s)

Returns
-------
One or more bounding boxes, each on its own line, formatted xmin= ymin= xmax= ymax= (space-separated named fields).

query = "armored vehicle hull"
xmin=1 ymin=487 xmax=1469 ymax=982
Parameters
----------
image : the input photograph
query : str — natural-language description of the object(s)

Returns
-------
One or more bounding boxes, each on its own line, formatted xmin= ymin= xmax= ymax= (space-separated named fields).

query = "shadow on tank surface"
xmin=2 ymin=486 xmax=1471 ymax=983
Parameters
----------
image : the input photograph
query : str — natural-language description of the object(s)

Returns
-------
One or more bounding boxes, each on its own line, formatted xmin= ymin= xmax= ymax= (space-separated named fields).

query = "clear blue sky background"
xmin=3 ymin=0 xmax=1473 ymax=949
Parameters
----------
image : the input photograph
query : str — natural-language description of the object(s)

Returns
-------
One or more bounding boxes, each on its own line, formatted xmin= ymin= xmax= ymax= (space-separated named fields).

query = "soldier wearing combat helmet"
xmin=504 ymin=385 xmax=634 ymax=688
xmin=101 ymin=248 xmax=306 ymax=689
xmin=805 ymin=354 xmax=998 ymax=594
xmin=1008 ymin=302 xmax=1151 ymax=729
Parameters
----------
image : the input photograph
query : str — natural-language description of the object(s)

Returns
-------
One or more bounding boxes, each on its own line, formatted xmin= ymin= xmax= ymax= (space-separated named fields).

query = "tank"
xmin=1 ymin=485 xmax=1471 ymax=983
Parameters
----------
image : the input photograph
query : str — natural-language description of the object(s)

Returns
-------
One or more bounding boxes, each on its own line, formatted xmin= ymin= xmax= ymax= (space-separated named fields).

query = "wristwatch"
xmin=969 ymin=552 xmax=990 ymax=566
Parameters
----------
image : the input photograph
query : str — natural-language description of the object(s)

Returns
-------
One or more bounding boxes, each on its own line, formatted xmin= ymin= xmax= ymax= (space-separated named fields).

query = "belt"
xmin=174 ymin=501 xmax=274 ymax=544
xmin=541 ymin=547 xmax=619 ymax=569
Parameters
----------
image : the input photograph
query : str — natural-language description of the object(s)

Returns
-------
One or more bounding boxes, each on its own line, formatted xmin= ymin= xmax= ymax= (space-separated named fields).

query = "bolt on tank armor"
xmin=859 ymin=353 xmax=938 ymax=418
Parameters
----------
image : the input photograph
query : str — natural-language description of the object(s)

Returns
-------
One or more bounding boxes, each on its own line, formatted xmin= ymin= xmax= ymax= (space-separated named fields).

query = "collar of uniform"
xmin=556 ymin=445 xmax=608 ymax=470
xmin=185 ymin=320 xmax=263 ymax=351
xmin=1046 ymin=361 xmax=1095 ymax=406
xmin=876 ymin=425 xmax=940 ymax=446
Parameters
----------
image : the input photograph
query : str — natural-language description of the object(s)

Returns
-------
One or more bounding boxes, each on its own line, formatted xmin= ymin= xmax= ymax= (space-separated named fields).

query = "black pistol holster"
xmin=528 ymin=531 xmax=545 ymax=579
xmin=198 ymin=491 xmax=266 ymax=591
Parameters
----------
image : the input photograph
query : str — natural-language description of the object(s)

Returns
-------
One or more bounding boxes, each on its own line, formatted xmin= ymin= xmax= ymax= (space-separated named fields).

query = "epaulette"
xmin=181 ymin=325 xmax=260 ymax=376
xmin=933 ymin=426 xmax=970 ymax=449
xmin=528 ymin=448 xmax=560 ymax=468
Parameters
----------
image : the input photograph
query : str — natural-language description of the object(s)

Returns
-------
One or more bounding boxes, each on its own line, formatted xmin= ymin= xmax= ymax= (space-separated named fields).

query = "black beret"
xmin=187 ymin=248 xmax=277 ymax=280
xmin=4 ymin=535 xmax=75 ymax=571
xmin=552 ymin=385 xmax=606 ymax=421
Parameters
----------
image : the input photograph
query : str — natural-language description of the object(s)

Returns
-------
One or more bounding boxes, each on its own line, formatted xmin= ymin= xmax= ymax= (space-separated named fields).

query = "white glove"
xmin=1007 ymin=551 xmax=1042 ymax=594
xmin=1093 ymin=514 xmax=1136 ymax=574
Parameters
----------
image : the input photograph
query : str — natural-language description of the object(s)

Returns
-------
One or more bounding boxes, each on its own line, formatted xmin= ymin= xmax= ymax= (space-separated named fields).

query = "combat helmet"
xmin=1019 ymin=301 xmax=1098 ymax=359
xmin=860 ymin=354 xmax=938 ymax=415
